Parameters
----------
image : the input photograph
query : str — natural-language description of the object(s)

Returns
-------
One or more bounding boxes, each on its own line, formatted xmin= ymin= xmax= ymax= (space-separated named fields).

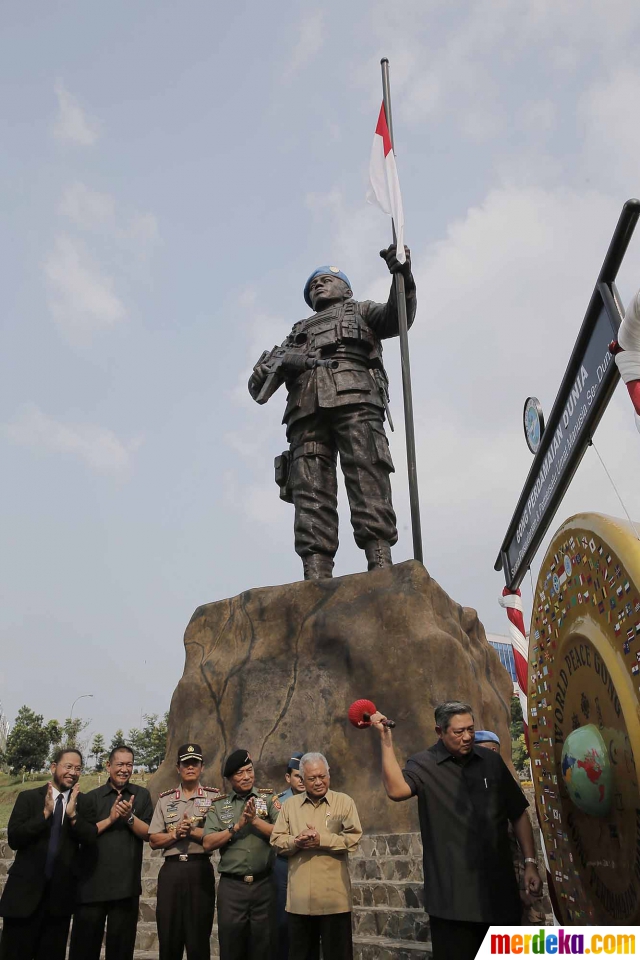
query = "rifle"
xmin=252 ymin=346 xmax=338 ymax=405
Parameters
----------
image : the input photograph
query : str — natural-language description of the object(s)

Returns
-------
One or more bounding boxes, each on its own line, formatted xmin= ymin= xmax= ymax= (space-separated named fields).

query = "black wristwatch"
xmin=127 ymin=815 xmax=135 ymax=825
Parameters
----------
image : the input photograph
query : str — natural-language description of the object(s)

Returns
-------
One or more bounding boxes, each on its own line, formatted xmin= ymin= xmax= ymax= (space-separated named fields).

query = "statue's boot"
xmin=303 ymin=554 xmax=334 ymax=580
xmin=364 ymin=540 xmax=393 ymax=571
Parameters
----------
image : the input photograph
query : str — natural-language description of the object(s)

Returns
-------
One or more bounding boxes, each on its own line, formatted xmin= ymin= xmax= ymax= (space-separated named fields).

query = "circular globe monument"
xmin=529 ymin=513 xmax=640 ymax=925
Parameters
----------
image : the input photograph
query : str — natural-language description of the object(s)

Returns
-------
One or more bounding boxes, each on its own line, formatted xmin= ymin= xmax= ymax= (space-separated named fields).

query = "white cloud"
xmin=579 ymin=66 xmax=640 ymax=192
xmin=283 ymin=11 xmax=325 ymax=78
xmin=517 ymin=100 xmax=557 ymax=136
xmin=53 ymin=80 xmax=100 ymax=146
xmin=126 ymin=212 xmax=159 ymax=247
xmin=304 ymin=189 xmax=389 ymax=292
xmin=3 ymin=404 xmax=141 ymax=475
xmin=44 ymin=234 xmax=126 ymax=343
xmin=59 ymin=182 xmax=115 ymax=228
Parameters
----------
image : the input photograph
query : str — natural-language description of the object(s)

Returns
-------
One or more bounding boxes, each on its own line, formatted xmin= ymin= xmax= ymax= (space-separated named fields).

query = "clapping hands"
xmin=294 ymin=823 xmax=320 ymax=849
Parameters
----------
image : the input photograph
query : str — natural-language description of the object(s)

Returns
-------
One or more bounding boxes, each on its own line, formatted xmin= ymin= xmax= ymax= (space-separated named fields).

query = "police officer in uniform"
xmin=203 ymin=750 xmax=280 ymax=960
xmin=149 ymin=744 xmax=220 ymax=960
xmin=248 ymin=245 xmax=416 ymax=580
xmin=274 ymin=753 xmax=305 ymax=960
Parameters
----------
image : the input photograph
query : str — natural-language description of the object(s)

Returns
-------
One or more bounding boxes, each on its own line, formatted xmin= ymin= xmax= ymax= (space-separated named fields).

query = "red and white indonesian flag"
xmin=367 ymin=102 xmax=405 ymax=264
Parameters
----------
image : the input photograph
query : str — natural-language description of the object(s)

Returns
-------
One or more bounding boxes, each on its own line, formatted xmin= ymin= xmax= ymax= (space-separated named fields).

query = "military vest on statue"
xmin=282 ymin=300 xmax=387 ymax=427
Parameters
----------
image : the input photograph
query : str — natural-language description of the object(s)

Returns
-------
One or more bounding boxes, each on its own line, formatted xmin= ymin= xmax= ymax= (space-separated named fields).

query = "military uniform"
xmin=150 ymin=783 xmax=220 ymax=960
xmin=251 ymin=269 xmax=416 ymax=575
xmin=204 ymin=787 xmax=281 ymax=960
xmin=274 ymin=750 xmax=304 ymax=960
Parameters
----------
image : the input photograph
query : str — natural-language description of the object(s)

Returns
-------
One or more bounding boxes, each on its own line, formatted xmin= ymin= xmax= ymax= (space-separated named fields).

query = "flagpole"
xmin=380 ymin=57 xmax=423 ymax=565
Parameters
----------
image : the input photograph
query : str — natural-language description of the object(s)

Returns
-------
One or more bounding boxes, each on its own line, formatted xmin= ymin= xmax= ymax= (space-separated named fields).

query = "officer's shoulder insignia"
xmin=212 ymin=793 xmax=228 ymax=801
xmin=277 ymin=790 xmax=287 ymax=799
xmin=203 ymin=786 xmax=221 ymax=794
xmin=159 ymin=788 xmax=176 ymax=798
xmin=257 ymin=787 xmax=273 ymax=793
xmin=272 ymin=795 xmax=282 ymax=811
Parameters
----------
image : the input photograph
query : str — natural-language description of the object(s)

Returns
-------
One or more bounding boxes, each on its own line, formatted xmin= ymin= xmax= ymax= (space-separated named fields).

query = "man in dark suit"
xmin=0 ymin=747 xmax=97 ymax=960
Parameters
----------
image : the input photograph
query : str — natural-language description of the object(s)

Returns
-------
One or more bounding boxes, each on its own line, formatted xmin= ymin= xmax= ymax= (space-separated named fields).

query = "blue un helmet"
xmin=304 ymin=266 xmax=352 ymax=309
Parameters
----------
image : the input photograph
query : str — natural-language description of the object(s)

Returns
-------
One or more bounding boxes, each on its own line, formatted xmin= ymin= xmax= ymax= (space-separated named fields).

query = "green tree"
xmin=126 ymin=727 xmax=145 ymax=764
xmin=90 ymin=733 xmax=106 ymax=770
xmin=510 ymin=695 xmax=524 ymax=740
xmin=109 ymin=729 xmax=126 ymax=754
xmin=126 ymin=713 xmax=168 ymax=771
xmin=62 ymin=717 xmax=90 ymax=749
xmin=142 ymin=712 xmax=168 ymax=772
xmin=5 ymin=706 xmax=56 ymax=774
xmin=46 ymin=719 xmax=62 ymax=746
xmin=512 ymin=733 xmax=530 ymax=773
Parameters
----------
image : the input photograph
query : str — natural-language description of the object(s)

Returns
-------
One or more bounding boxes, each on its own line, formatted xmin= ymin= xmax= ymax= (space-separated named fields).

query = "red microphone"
xmin=348 ymin=699 xmax=396 ymax=729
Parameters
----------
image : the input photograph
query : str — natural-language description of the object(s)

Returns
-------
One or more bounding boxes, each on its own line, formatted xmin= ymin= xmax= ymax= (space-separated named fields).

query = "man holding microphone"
xmin=370 ymin=701 xmax=542 ymax=960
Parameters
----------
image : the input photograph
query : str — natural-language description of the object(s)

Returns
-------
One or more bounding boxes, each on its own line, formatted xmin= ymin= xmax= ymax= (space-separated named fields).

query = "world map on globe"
xmin=561 ymin=725 xmax=612 ymax=817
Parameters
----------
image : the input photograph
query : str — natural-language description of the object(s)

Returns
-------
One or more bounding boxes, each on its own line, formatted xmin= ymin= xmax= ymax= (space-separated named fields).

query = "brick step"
xmin=350 ymin=856 xmax=423 ymax=882
xmin=1 ymin=875 xmax=427 ymax=911
xmin=352 ymin=880 xmax=424 ymax=910
xmin=131 ymin=923 xmax=431 ymax=958
xmin=354 ymin=936 xmax=431 ymax=959
xmin=358 ymin=836 xmax=423 ymax=858
xmin=117 ymin=948 xmax=431 ymax=960
xmin=136 ymin=879 xmax=425 ymax=913
xmin=138 ymin=854 xmax=422 ymax=882
xmin=353 ymin=906 xmax=429 ymax=943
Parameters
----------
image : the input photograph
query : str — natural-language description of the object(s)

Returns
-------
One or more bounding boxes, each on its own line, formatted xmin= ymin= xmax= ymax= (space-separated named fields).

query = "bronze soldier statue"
xmin=248 ymin=245 xmax=416 ymax=580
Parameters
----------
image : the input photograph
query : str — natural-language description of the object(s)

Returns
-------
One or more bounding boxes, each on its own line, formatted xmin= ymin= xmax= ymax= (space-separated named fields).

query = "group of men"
xmin=0 ymin=700 xmax=542 ymax=960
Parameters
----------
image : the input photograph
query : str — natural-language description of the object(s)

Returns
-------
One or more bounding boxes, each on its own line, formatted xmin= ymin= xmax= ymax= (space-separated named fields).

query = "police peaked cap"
xmin=474 ymin=730 xmax=500 ymax=745
xmin=287 ymin=751 xmax=304 ymax=772
xmin=224 ymin=749 xmax=252 ymax=778
xmin=177 ymin=743 xmax=204 ymax=762
xmin=304 ymin=266 xmax=352 ymax=308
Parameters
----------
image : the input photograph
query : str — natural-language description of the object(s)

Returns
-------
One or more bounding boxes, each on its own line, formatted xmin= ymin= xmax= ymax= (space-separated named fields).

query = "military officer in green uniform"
xmin=149 ymin=744 xmax=220 ymax=960
xmin=203 ymin=750 xmax=281 ymax=960
xmin=248 ymin=244 xmax=416 ymax=580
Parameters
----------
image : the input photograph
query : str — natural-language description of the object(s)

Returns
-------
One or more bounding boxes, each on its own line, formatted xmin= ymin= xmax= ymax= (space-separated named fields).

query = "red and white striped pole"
xmin=498 ymin=586 xmax=529 ymax=744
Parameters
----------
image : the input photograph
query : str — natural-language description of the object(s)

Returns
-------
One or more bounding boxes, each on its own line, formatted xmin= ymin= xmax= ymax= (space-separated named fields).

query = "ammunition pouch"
xmin=276 ymin=443 xmax=337 ymax=503
xmin=274 ymin=451 xmax=293 ymax=504
xmin=291 ymin=442 xmax=337 ymax=462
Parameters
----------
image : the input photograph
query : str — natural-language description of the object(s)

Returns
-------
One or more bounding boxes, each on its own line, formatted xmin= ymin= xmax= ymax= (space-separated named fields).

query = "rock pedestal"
xmin=151 ymin=560 xmax=512 ymax=833
xmin=150 ymin=561 xmax=513 ymax=833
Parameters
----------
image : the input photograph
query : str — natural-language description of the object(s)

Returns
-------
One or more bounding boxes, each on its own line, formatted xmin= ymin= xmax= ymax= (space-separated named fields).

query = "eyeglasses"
xmin=58 ymin=763 xmax=82 ymax=773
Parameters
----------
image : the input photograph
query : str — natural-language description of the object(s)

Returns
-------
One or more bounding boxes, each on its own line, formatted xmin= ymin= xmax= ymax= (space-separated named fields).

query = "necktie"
xmin=44 ymin=793 xmax=64 ymax=880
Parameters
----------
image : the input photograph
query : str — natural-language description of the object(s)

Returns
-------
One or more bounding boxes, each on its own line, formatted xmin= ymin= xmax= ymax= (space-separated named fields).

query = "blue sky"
xmin=3 ymin=1 xmax=640 ymax=746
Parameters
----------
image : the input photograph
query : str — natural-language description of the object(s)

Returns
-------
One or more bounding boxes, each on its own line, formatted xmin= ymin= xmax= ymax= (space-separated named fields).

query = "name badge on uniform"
xmin=255 ymin=796 xmax=268 ymax=817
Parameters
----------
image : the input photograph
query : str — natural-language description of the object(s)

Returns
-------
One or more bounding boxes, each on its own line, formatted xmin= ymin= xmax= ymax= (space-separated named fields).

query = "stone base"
xmin=150 ymin=560 xmax=514 ymax=834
